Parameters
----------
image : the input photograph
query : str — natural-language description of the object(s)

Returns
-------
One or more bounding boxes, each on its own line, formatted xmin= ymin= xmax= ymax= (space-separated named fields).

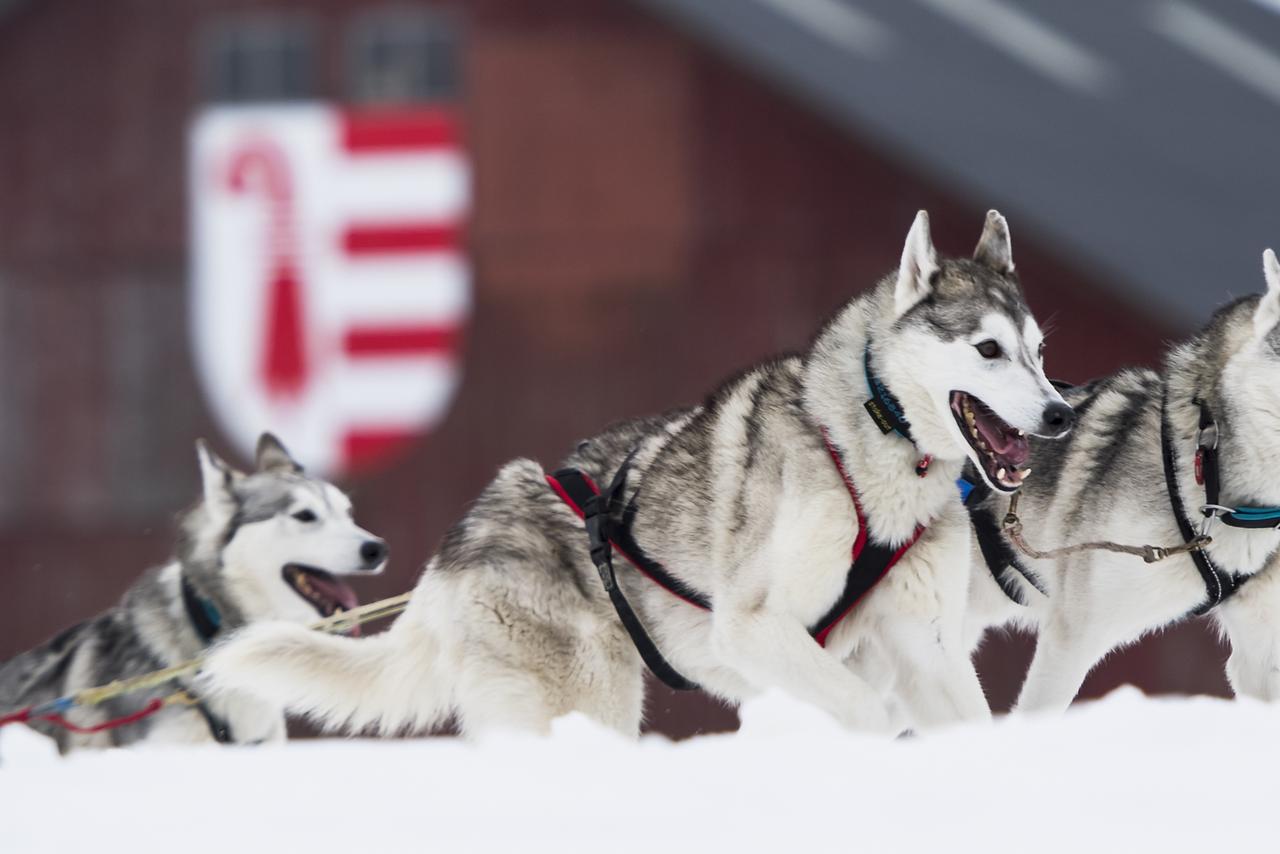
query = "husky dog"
xmin=965 ymin=250 xmax=1280 ymax=711
xmin=0 ymin=434 xmax=388 ymax=753
xmin=200 ymin=211 xmax=1072 ymax=738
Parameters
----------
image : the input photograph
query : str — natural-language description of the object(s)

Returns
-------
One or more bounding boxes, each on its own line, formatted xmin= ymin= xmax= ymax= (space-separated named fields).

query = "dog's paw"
xmin=835 ymin=698 xmax=895 ymax=737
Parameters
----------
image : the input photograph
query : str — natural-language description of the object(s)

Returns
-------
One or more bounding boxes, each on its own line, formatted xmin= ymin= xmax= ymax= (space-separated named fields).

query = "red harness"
xmin=546 ymin=432 xmax=927 ymax=690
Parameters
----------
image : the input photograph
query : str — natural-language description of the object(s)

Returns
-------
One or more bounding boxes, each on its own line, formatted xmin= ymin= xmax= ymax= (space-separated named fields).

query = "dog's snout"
xmin=1040 ymin=401 xmax=1076 ymax=437
xmin=360 ymin=539 xmax=388 ymax=568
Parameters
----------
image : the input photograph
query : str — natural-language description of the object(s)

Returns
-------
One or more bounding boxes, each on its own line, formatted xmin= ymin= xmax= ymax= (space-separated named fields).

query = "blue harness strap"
xmin=1193 ymin=399 xmax=1280 ymax=530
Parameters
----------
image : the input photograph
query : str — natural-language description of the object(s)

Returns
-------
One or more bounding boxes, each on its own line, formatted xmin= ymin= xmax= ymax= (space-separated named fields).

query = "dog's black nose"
xmin=1040 ymin=402 xmax=1076 ymax=437
xmin=360 ymin=539 xmax=388 ymax=568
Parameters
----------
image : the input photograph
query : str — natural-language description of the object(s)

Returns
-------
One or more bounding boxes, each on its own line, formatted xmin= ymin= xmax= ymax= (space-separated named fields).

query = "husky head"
xmin=1190 ymin=249 xmax=1280 ymax=451
xmin=875 ymin=211 xmax=1074 ymax=492
xmin=182 ymin=433 xmax=388 ymax=625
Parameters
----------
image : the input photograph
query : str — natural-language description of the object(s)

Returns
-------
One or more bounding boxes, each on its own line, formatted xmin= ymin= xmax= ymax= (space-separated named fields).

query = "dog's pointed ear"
xmin=255 ymin=432 xmax=303 ymax=473
xmin=895 ymin=210 xmax=939 ymax=318
xmin=974 ymin=210 xmax=1014 ymax=274
xmin=1255 ymin=248 xmax=1280 ymax=340
xmin=196 ymin=440 xmax=239 ymax=519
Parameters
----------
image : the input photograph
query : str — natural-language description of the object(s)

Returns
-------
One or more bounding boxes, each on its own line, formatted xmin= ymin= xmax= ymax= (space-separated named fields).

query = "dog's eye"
xmin=975 ymin=340 xmax=1003 ymax=359
xmin=1038 ymin=341 xmax=1046 ymax=359
xmin=292 ymin=509 xmax=318 ymax=523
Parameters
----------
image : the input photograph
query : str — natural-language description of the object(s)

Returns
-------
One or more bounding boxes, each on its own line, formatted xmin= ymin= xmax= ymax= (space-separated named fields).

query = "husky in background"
xmin=965 ymin=250 xmax=1280 ymax=710
xmin=0 ymin=434 xmax=388 ymax=753
xmin=200 ymin=211 xmax=1072 ymax=738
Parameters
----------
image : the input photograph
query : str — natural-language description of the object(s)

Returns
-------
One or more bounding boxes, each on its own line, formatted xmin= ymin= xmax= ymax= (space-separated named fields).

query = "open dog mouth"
xmin=950 ymin=391 xmax=1031 ymax=491
xmin=282 ymin=563 xmax=360 ymax=634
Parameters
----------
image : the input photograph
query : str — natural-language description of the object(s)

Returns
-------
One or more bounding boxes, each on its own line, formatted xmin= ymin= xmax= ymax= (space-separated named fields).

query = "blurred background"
xmin=3 ymin=0 xmax=1279 ymax=738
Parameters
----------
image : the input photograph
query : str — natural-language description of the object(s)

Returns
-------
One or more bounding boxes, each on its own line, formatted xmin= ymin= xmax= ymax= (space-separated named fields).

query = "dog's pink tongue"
xmin=1001 ymin=438 xmax=1031 ymax=468
xmin=310 ymin=576 xmax=361 ymax=636
xmin=975 ymin=412 xmax=1030 ymax=467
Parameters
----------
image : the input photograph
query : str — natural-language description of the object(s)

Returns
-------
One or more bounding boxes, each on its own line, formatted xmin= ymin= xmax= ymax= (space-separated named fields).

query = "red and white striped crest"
xmin=189 ymin=104 xmax=470 ymax=476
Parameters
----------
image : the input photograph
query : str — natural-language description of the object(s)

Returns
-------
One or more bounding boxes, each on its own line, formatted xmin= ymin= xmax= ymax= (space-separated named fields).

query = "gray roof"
xmin=634 ymin=0 xmax=1280 ymax=330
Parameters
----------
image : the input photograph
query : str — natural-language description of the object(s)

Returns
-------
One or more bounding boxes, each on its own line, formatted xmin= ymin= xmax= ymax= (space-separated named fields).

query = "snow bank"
xmin=3 ymin=689 xmax=1276 ymax=853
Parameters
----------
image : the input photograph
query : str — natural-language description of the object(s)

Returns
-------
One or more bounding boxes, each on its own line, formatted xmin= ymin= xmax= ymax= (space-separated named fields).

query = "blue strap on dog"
xmin=1193 ymin=399 xmax=1280 ymax=530
xmin=179 ymin=575 xmax=235 ymax=743
xmin=863 ymin=346 xmax=933 ymax=477
xmin=181 ymin=576 xmax=222 ymax=643
xmin=863 ymin=347 xmax=913 ymax=441
xmin=1221 ymin=506 xmax=1280 ymax=525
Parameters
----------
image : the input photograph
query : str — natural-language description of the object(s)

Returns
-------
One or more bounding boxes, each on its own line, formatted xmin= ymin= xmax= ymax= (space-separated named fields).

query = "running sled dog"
xmin=201 ymin=211 xmax=1074 ymax=737
xmin=966 ymin=250 xmax=1280 ymax=710
xmin=0 ymin=435 xmax=388 ymax=752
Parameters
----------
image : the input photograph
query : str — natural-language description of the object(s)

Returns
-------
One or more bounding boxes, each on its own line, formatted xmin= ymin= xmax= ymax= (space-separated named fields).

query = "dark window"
xmin=205 ymin=17 xmax=316 ymax=103
xmin=349 ymin=8 xmax=460 ymax=104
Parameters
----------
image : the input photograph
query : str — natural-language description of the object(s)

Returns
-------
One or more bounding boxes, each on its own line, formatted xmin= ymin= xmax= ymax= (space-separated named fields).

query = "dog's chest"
xmin=766 ymin=481 xmax=959 ymax=627
xmin=768 ymin=489 xmax=862 ymax=622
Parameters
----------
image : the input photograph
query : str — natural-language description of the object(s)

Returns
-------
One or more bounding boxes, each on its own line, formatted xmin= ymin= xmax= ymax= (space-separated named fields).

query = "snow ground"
xmin=2 ymin=688 xmax=1276 ymax=853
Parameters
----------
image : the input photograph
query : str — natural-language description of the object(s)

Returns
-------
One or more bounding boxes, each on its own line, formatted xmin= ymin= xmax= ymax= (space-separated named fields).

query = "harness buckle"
xmin=1198 ymin=421 xmax=1218 ymax=451
xmin=582 ymin=496 xmax=614 ymax=575
xmin=1199 ymin=504 xmax=1235 ymax=536
xmin=1143 ymin=546 xmax=1166 ymax=563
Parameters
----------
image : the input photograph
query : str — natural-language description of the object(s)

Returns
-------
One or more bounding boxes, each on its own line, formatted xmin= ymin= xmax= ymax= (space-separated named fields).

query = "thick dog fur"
xmin=0 ymin=434 xmax=387 ymax=752
xmin=966 ymin=249 xmax=1280 ymax=711
xmin=199 ymin=211 xmax=1071 ymax=738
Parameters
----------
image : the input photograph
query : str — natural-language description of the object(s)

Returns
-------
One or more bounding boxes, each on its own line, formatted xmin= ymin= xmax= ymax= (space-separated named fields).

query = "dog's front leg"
xmin=1014 ymin=611 xmax=1112 ymax=714
xmin=844 ymin=641 xmax=910 ymax=735
xmin=711 ymin=604 xmax=893 ymax=734
xmin=1217 ymin=569 xmax=1280 ymax=702
xmin=884 ymin=619 xmax=991 ymax=730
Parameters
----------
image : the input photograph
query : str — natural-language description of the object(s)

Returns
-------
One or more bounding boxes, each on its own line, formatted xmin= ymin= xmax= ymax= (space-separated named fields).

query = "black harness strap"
xmin=962 ymin=477 xmax=1046 ymax=606
xmin=547 ymin=468 xmax=712 ymax=611
xmin=1160 ymin=399 xmax=1246 ymax=615
xmin=547 ymin=466 xmax=701 ymax=691
xmin=811 ymin=432 xmax=924 ymax=645
xmin=1193 ymin=399 xmax=1280 ymax=530
xmin=548 ymin=435 xmax=925 ymax=689
xmin=179 ymin=575 xmax=236 ymax=743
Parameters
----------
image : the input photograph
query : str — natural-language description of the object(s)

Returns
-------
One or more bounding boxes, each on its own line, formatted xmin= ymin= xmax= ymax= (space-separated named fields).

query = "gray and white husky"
xmin=0 ymin=434 xmax=387 ymax=753
xmin=965 ymin=250 xmax=1280 ymax=711
xmin=200 ymin=211 xmax=1071 ymax=737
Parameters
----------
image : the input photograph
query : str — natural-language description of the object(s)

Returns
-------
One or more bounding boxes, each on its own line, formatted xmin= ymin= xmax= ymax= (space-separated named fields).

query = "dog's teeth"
xmin=997 ymin=467 xmax=1006 ymax=481
xmin=1017 ymin=429 xmax=1025 ymax=437
xmin=1019 ymin=468 xmax=1032 ymax=481
xmin=965 ymin=411 xmax=976 ymax=425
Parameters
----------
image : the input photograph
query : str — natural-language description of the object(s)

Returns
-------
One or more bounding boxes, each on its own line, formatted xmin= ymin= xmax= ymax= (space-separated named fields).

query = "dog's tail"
xmin=197 ymin=609 xmax=452 ymax=736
